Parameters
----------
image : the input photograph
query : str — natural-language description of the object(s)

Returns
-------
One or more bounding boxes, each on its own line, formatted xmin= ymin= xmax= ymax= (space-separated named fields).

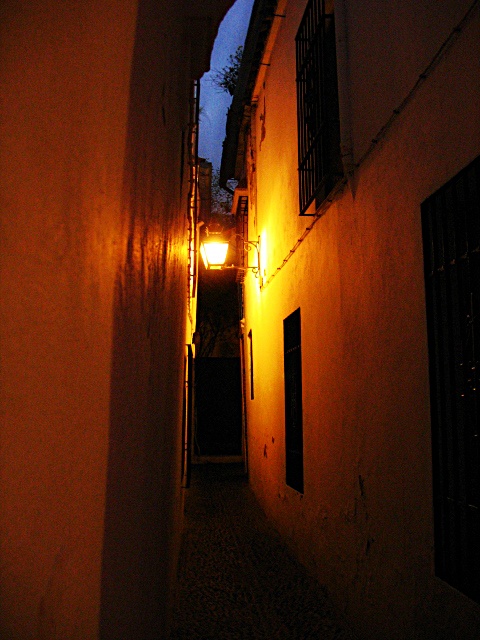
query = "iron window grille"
xmin=296 ymin=0 xmax=343 ymax=215
xmin=422 ymin=154 xmax=480 ymax=604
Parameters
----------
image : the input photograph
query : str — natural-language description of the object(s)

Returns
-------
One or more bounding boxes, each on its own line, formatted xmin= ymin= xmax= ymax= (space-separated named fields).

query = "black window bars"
xmin=296 ymin=0 xmax=342 ymax=215
xmin=422 ymin=154 xmax=480 ymax=604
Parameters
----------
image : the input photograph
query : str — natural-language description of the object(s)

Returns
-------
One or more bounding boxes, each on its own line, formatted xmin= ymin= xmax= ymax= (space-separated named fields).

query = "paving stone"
xmin=170 ymin=464 xmax=358 ymax=640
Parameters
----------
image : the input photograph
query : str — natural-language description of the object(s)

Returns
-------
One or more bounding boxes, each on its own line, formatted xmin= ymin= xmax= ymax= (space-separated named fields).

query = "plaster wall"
xmin=0 ymin=1 xmax=233 ymax=638
xmin=0 ymin=3 xmax=137 ymax=637
xmin=243 ymin=1 xmax=480 ymax=638
xmin=344 ymin=0 xmax=475 ymax=165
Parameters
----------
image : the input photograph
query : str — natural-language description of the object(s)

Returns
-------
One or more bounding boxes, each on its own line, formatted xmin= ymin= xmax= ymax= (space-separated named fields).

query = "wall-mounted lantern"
xmin=200 ymin=227 xmax=260 ymax=275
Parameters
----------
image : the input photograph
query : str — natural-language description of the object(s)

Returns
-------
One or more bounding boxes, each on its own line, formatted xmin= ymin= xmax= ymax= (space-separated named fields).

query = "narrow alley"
xmin=3 ymin=1 xmax=480 ymax=637
xmin=170 ymin=464 xmax=357 ymax=640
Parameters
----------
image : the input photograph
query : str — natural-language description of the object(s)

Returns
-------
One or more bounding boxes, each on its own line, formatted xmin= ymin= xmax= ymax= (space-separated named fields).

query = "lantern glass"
xmin=200 ymin=241 xmax=229 ymax=269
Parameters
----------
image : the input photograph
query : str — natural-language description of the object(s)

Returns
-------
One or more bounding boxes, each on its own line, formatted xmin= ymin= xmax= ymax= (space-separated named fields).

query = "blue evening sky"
xmin=198 ymin=0 xmax=255 ymax=171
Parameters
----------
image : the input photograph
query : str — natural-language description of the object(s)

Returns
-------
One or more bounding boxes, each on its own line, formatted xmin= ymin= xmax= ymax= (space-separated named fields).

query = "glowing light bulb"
xmin=200 ymin=241 xmax=229 ymax=269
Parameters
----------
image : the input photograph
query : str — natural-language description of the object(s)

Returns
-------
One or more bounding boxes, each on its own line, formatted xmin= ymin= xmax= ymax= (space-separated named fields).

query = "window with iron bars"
xmin=422 ymin=154 xmax=480 ymax=604
xmin=296 ymin=0 xmax=343 ymax=215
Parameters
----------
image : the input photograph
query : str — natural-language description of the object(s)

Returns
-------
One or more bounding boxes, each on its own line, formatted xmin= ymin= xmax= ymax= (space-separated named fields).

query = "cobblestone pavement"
xmin=169 ymin=463 xmax=358 ymax=640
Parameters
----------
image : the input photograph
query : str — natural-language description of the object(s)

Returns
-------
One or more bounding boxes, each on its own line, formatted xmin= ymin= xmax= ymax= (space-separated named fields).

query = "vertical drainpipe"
xmin=188 ymin=79 xmax=201 ymax=488
xmin=335 ymin=0 xmax=355 ymax=178
xmin=193 ymin=79 xmax=201 ymax=299
xmin=183 ymin=79 xmax=201 ymax=490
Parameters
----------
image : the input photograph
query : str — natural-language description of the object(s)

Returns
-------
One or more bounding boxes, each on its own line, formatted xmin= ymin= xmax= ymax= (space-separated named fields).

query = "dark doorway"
xmin=194 ymin=357 xmax=243 ymax=457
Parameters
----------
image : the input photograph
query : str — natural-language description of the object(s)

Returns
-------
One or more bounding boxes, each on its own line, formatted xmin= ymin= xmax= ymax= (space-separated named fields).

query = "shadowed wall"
xmin=0 ymin=0 xmax=233 ymax=638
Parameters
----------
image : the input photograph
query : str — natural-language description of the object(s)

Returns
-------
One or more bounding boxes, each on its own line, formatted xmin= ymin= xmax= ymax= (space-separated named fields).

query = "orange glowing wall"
xmin=0 ymin=1 xmax=232 ymax=638
xmin=242 ymin=1 xmax=480 ymax=639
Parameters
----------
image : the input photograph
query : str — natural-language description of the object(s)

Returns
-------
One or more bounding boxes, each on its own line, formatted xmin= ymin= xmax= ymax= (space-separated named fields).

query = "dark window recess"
xmin=422 ymin=154 xmax=480 ymax=604
xmin=284 ymin=308 xmax=304 ymax=493
xmin=296 ymin=0 xmax=343 ymax=215
xmin=248 ymin=329 xmax=254 ymax=400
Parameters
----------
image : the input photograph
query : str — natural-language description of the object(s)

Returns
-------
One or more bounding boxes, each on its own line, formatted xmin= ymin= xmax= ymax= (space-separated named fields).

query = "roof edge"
xmin=219 ymin=0 xmax=279 ymax=188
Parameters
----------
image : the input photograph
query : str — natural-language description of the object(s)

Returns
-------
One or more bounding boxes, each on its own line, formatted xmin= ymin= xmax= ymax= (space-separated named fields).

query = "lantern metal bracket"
xmin=235 ymin=235 xmax=260 ymax=276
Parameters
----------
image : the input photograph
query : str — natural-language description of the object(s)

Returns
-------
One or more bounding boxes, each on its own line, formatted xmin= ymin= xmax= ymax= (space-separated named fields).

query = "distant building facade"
xmin=221 ymin=0 xmax=480 ymax=638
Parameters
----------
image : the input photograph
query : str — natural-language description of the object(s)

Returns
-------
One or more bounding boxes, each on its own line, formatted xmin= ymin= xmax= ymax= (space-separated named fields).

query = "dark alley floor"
xmin=169 ymin=463 xmax=358 ymax=640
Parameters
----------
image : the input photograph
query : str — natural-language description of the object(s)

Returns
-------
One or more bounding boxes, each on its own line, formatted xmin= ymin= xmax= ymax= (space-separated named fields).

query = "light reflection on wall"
xmin=260 ymin=229 xmax=267 ymax=281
